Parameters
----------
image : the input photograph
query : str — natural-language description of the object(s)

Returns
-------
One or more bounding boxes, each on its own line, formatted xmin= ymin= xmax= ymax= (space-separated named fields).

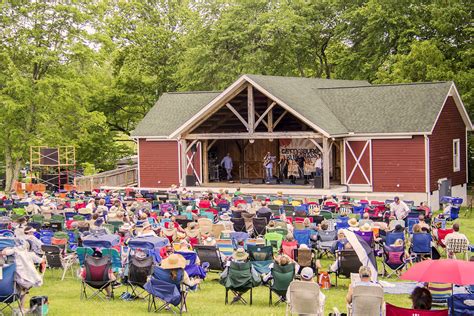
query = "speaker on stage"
xmin=251 ymin=179 xmax=264 ymax=184
xmin=266 ymin=178 xmax=278 ymax=184
xmin=295 ymin=179 xmax=306 ymax=185
xmin=240 ymin=178 xmax=250 ymax=184
xmin=282 ymin=179 xmax=292 ymax=185
xmin=313 ymin=176 xmax=323 ymax=188
xmin=185 ymin=175 xmax=197 ymax=186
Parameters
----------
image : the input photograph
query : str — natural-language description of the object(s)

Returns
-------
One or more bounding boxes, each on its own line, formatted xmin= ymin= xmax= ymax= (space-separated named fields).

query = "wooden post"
xmin=179 ymin=139 xmax=187 ymax=186
xmin=203 ymin=140 xmax=209 ymax=184
xmin=247 ymin=85 xmax=255 ymax=133
xmin=323 ymin=137 xmax=330 ymax=189
xmin=267 ymin=99 xmax=273 ymax=133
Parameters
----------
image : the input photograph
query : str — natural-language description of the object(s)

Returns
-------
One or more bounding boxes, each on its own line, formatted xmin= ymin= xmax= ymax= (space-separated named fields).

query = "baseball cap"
xmin=300 ymin=267 xmax=314 ymax=280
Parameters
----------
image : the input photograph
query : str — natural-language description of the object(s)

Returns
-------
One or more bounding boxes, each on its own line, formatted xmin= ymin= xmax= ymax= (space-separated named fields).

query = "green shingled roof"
xmin=131 ymin=91 xmax=220 ymax=137
xmin=317 ymin=81 xmax=453 ymax=134
xmin=131 ymin=75 xmax=455 ymax=138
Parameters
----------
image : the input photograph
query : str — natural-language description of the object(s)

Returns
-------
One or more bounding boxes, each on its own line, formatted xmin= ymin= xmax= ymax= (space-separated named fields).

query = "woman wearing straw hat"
xmin=220 ymin=248 xmax=260 ymax=280
xmin=161 ymin=254 xmax=201 ymax=288
xmin=348 ymin=218 xmax=359 ymax=231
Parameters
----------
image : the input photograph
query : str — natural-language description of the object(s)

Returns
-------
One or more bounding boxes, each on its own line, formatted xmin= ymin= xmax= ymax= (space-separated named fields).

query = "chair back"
xmin=428 ymin=282 xmax=452 ymax=306
xmin=221 ymin=261 xmax=260 ymax=290
xmin=412 ymin=233 xmax=432 ymax=254
xmin=386 ymin=232 xmax=405 ymax=246
xmin=286 ymin=280 xmax=320 ymax=315
xmin=101 ymin=248 xmax=122 ymax=272
xmin=84 ymin=255 xmax=112 ymax=287
xmin=128 ymin=256 xmax=154 ymax=285
xmin=41 ymin=245 xmax=63 ymax=269
xmin=252 ymin=217 xmax=267 ymax=236
xmin=436 ymin=228 xmax=454 ymax=248
xmin=271 ymin=263 xmax=295 ymax=295
xmin=293 ymin=229 xmax=311 ymax=246
xmin=231 ymin=218 xmax=246 ymax=232
xmin=385 ymin=302 xmax=448 ymax=316
xmin=445 ymin=238 xmax=469 ymax=258
xmin=319 ymin=230 xmax=337 ymax=242
xmin=0 ymin=263 xmax=16 ymax=300
xmin=281 ymin=240 xmax=298 ymax=259
xmin=388 ymin=220 xmax=405 ymax=231
xmin=352 ymin=285 xmax=384 ymax=316
xmin=264 ymin=232 xmax=283 ymax=253
xmin=211 ymin=224 xmax=225 ymax=239
xmin=216 ymin=239 xmax=233 ymax=257
xmin=337 ymin=250 xmax=363 ymax=277
xmin=294 ymin=248 xmax=313 ymax=267
xmin=448 ymin=293 xmax=474 ymax=315
xmin=193 ymin=245 xmax=224 ymax=271
xmin=247 ymin=245 xmax=273 ymax=261
xmin=383 ymin=245 xmax=405 ymax=267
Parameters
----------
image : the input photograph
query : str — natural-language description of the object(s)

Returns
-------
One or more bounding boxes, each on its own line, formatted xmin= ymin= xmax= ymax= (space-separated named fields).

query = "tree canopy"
xmin=0 ymin=0 xmax=472 ymax=190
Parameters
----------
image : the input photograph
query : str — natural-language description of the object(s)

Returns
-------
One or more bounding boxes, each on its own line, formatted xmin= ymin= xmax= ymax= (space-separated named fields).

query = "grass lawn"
xmin=28 ymin=209 xmax=474 ymax=316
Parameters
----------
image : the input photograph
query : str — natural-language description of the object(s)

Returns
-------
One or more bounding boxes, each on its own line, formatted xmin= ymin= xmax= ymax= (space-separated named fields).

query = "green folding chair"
xmin=221 ymin=261 xmax=261 ymax=305
xmin=269 ymin=263 xmax=295 ymax=306
xmin=264 ymin=232 xmax=283 ymax=254
xmin=101 ymin=248 xmax=122 ymax=273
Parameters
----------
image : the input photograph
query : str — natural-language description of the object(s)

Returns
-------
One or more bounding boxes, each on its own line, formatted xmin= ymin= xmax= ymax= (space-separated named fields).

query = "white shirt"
xmin=316 ymin=158 xmax=322 ymax=169
xmin=390 ymin=201 xmax=410 ymax=220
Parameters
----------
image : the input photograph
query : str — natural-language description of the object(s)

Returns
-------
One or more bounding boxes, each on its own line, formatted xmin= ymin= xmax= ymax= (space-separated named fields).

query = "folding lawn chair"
xmin=193 ymin=245 xmax=225 ymax=272
xmin=293 ymin=229 xmax=311 ymax=247
xmin=382 ymin=245 xmax=407 ymax=277
xmin=264 ymin=232 xmax=283 ymax=254
xmin=385 ymin=232 xmax=405 ymax=246
xmin=293 ymin=247 xmax=316 ymax=272
xmin=335 ymin=250 xmax=363 ymax=287
xmin=448 ymin=293 xmax=474 ymax=315
xmin=428 ymin=282 xmax=452 ymax=307
xmin=385 ymin=303 xmax=448 ymax=316
xmin=247 ymin=245 xmax=273 ymax=274
xmin=76 ymin=247 xmax=94 ymax=266
xmin=145 ymin=266 xmax=188 ymax=314
xmin=354 ymin=230 xmax=374 ymax=248
xmin=268 ymin=262 xmax=295 ymax=306
xmin=349 ymin=285 xmax=384 ymax=316
xmin=434 ymin=228 xmax=454 ymax=254
xmin=41 ymin=245 xmax=76 ymax=281
xmin=281 ymin=240 xmax=298 ymax=259
xmin=445 ymin=237 xmax=469 ymax=260
xmin=286 ymin=280 xmax=322 ymax=315
xmin=175 ymin=251 xmax=207 ymax=279
xmin=216 ymin=239 xmax=233 ymax=258
xmin=411 ymin=233 xmax=432 ymax=261
xmin=221 ymin=261 xmax=261 ymax=305
xmin=252 ymin=217 xmax=267 ymax=237
xmin=0 ymin=263 xmax=23 ymax=315
xmin=231 ymin=218 xmax=246 ymax=232
xmin=126 ymin=256 xmax=154 ymax=300
xmin=230 ymin=232 xmax=249 ymax=250
xmin=80 ymin=255 xmax=114 ymax=301
xmin=101 ymin=248 xmax=122 ymax=273
xmin=316 ymin=230 xmax=337 ymax=258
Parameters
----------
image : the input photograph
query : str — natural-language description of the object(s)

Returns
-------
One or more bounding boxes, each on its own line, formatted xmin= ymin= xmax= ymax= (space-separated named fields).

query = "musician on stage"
xmin=263 ymin=152 xmax=276 ymax=183
xmin=220 ymin=153 xmax=233 ymax=181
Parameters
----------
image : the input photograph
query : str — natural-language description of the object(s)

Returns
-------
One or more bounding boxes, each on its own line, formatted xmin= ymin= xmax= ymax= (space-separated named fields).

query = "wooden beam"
xmin=207 ymin=111 xmax=236 ymax=133
xmin=267 ymin=100 xmax=273 ymax=132
xmin=185 ymin=131 xmax=323 ymax=140
xmin=323 ymin=137 xmax=330 ymax=189
xmin=273 ymin=110 xmax=287 ymax=129
xmin=203 ymin=140 xmax=209 ymax=184
xmin=255 ymin=112 xmax=269 ymax=129
xmin=226 ymin=103 xmax=249 ymax=129
xmin=308 ymin=138 xmax=323 ymax=152
xmin=208 ymin=139 xmax=218 ymax=150
xmin=255 ymin=101 xmax=276 ymax=129
xmin=185 ymin=139 xmax=198 ymax=153
xmin=247 ymin=85 xmax=255 ymax=133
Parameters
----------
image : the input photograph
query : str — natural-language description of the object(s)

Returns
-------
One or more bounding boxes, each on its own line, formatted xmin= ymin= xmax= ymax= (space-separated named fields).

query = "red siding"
xmin=138 ymin=140 xmax=179 ymax=187
xmin=372 ymin=136 xmax=425 ymax=192
xmin=345 ymin=141 xmax=371 ymax=184
xmin=429 ymin=96 xmax=467 ymax=191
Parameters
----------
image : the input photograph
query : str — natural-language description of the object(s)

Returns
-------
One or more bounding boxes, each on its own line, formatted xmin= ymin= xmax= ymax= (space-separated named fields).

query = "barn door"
xmin=344 ymin=140 xmax=372 ymax=185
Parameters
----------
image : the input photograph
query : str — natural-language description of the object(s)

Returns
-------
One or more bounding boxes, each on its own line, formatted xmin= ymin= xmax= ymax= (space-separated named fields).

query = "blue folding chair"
xmin=0 ymin=263 xmax=22 ymax=314
xmin=407 ymin=218 xmax=419 ymax=234
xmin=411 ymin=233 xmax=432 ymax=261
xmin=175 ymin=251 xmax=206 ymax=279
xmin=146 ymin=266 xmax=188 ymax=313
xmin=230 ymin=232 xmax=249 ymax=250
xmin=293 ymin=229 xmax=311 ymax=246
xmin=335 ymin=217 xmax=350 ymax=230
xmin=385 ymin=232 xmax=405 ymax=246
xmin=448 ymin=293 xmax=474 ymax=315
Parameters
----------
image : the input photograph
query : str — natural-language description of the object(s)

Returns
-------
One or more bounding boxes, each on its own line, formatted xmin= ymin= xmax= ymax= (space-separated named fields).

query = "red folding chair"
xmin=386 ymin=303 xmax=448 ymax=316
xmin=436 ymin=228 xmax=454 ymax=249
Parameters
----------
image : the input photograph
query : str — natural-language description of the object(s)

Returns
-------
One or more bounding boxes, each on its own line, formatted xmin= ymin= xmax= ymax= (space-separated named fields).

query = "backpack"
xmin=318 ymin=271 xmax=331 ymax=289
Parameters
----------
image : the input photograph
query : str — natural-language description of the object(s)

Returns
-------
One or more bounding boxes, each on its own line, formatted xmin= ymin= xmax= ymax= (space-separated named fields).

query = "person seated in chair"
xmin=346 ymin=266 xmax=382 ymax=305
xmin=443 ymin=222 xmax=469 ymax=244
xmin=287 ymin=267 xmax=325 ymax=315
xmin=80 ymin=249 xmax=117 ymax=299
xmin=220 ymin=248 xmax=259 ymax=279
xmin=410 ymin=286 xmax=432 ymax=310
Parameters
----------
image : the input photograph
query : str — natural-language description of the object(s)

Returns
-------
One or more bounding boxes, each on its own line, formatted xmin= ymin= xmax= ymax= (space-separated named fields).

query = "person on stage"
xmin=220 ymin=153 xmax=233 ymax=181
xmin=315 ymin=154 xmax=322 ymax=176
xmin=263 ymin=152 xmax=275 ymax=183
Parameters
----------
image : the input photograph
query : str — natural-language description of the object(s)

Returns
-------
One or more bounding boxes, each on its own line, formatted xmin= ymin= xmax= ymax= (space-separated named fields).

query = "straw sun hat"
xmin=360 ymin=223 xmax=372 ymax=232
xmin=161 ymin=254 xmax=186 ymax=270
xmin=232 ymin=248 xmax=249 ymax=261
xmin=348 ymin=218 xmax=359 ymax=227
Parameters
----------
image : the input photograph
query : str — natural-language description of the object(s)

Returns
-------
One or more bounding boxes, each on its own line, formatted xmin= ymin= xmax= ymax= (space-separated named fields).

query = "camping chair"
xmin=428 ymin=282 xmax=452 ymax=306
xmin=293 ymin=247 xmax=316 ymax=272
xmin=293 ymin=229 xmax=311 ymax=247
xmin=101 ymin=248 xmax=122 ymax=273
xmin=252 ymin=217 xmax=267 ymax=237
xmin=126 ymin=256 xmax=154 ymax=299
xmin=335 ymin=250 xmax=363 ymax=287
xmin=145 ymin=266 xmax=188 ymax=314
xmin=211 ymin=224 xmax=225 ymax=240
xmin=241 ymin=212 xmax=256 ymax=233
xmin=434 ymin=228 xmax=454 ymax=253
xmin=231 ymin=218 xmax=246 ymax=232
xmin=230 ymin=232 xmax=249 ymax=250
xmin=80 ymin=255 xmax=114 ymax=301
xmin=407 ymin=218 xmax=419 ymax=234
xmin=268 ymin=262 xmax=295 ymax=306
xmin=388 ymin=219 xmax=405 ymax=231
xmin=385 ymin=232 xmax=405 ymax=246
xmin=175 ymin=251 xmax=207 ymax=279
xmin=385 ymin=303 xmax=448 ymax=316
xmin=193 ymin=245 xmax=225 ymax=272
xmin=448 ymin=293 xmax=474 ymax=315
xmin=382 ymin=245 xmax=407 ymax=277
xmin=348 ymin=285 xmax=384 ymax=316
xmin=41 ymin=245 xmax=76 ymax=280
xmin=216 ymin=239 xmax=233 ymax=258
xmin=411 ymin=233 xmax=432 ymax=261
xmin=354 ymin=230 xmax=374 ymax=248
xmin=281 ymin=240 xmax=298 ymax=259
xmin=316 ymin=230 xmax=337 ymax=258
xmin=0 ymin=263 xmax=23 ymax=315
xmin=445 ymin=237 xmax=469 ymax=260
xmin=247 ymin=245 xmax=273 ymax=274
xmin=264 ymin=232 xmax=283 ymax=254
xmin=221 ymin=261 xmax=261 ymax=305
xmin=286 ymin=280 xmax=322 ymax=315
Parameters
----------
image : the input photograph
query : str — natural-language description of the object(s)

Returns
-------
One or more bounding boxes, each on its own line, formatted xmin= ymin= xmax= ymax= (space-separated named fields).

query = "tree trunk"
xmin=4 ymin=147 xmax=22 ymax=193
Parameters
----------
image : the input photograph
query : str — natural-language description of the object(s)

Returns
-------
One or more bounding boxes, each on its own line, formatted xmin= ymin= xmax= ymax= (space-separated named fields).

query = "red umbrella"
xmin=400 ymin=259 xmax=474 ymax=285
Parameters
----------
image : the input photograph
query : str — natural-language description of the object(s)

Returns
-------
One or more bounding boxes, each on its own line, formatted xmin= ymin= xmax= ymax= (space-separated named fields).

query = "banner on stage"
xmin=279 ymin=139 xmax=321 ymax=158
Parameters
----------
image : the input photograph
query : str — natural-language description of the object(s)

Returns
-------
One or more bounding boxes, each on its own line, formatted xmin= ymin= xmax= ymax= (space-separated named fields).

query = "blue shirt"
xmin=221 ymin=156 xmax=233 ymax=169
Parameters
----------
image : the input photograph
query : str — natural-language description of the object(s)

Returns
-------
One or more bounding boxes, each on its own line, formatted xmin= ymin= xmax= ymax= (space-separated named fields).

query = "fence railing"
xmin=74 ymin=166 xmax=137 ymax=192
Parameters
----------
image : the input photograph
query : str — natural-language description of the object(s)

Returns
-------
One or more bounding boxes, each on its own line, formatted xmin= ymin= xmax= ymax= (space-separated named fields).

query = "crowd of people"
xmin=0 ymin=187 xmax=470 ymax=314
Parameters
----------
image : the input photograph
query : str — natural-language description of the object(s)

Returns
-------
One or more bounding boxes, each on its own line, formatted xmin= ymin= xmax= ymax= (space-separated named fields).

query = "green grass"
xmin=27 ymin=210 xmax=474 ymax=316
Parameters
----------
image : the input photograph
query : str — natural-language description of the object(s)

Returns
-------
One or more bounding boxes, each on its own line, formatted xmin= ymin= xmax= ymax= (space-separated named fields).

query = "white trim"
xmin=333 ymin=132 xmax=428 ymax=138
xmin=453 ymin=138 xmax=461 ymax=172
xmin=369 ymin=139 xmax=373 ymax=186
xmin=145 ymin=138 xmax=176 ymax=142
xmin=343 ymin=136 xmax=413 ymax=140
xmin=137 ymin=139 xmax=141 ymax=187
xmin=342 ymin=139 xmax=346 ymax=184
xmin=346 ymin=140 xmax=371 ymax=185
xmin=467 ymin=128 xmax=469 ymax=183
xmin=199 ymin=141 xmax=203 ymax=184
xmin=244 ymin=75 xmax=331 ymax=137
xmin=424 ymin=135 xmax=430 ymax=194
xmin=169 ymin=76 xmax=249 ymax=139
xmin=430 ymin=83 xmax=473 ymax=134
xmin=177 ymin=139 xmax=182 ymax=186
